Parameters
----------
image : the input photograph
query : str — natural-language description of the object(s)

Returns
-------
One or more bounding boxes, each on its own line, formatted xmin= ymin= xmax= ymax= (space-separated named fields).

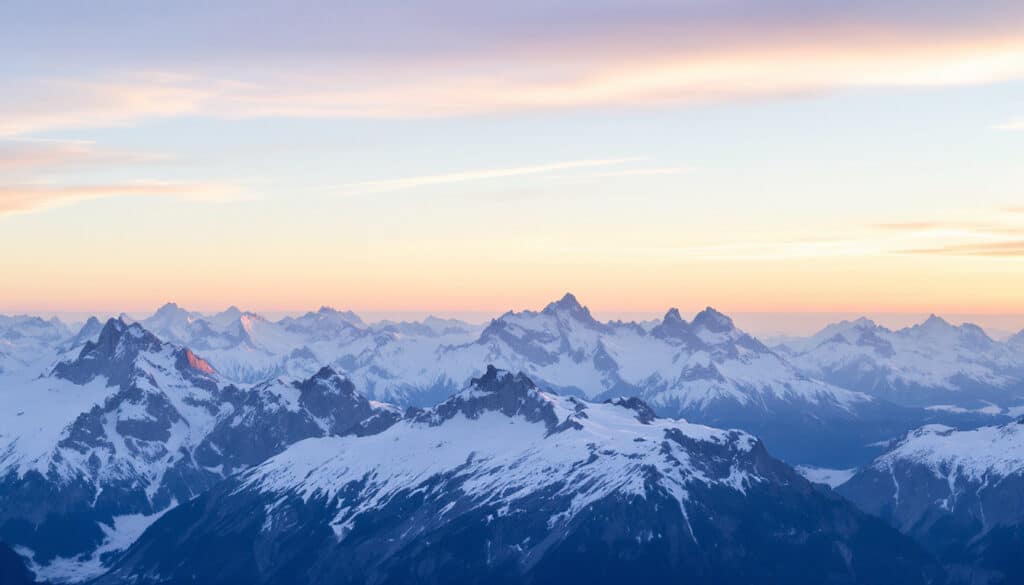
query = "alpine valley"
xmin=0 ymin=295 xmax=1023 ymax=584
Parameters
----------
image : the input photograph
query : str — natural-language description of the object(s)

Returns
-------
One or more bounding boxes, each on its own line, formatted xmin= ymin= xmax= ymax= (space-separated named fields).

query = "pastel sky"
xmin=1 ymin=0 xmax=1022 ymax=320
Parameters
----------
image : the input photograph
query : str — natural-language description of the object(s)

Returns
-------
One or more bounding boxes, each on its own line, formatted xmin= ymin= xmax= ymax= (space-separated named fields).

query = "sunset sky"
xmin=1 ymin=1 xmax=1023 ymax=322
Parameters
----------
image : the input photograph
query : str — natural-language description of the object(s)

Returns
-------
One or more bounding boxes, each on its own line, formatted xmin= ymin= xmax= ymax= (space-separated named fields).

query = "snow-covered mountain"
xmin=278 ymin=306 xmax=367 ymax=333
xmin=839 ymin=418 xmax=1024 ymax=583
xmin=0 ymin=300 xmax=999 ymax=468
xmin=776 ymin=316 xmax=1024 ymax=410
xmin=371 ymin=315 xmax=483 ymax=338
xmin=0 ymin=318 xmax=399 ymax=583
xmin=96 ymin=366 xmax=941 ymax=585
xmin=135 ymin=303 xmax=480 ymax=384
xmin=340 ymin=294 xmax=863 ymax=407
xmin=1009 ymin=329 xmax=1024 ymax=350
xmin=136 ymin=304 xmax=313 ymax=382
xmin=328 ymin=294 xmax=959 ymax=466
xmin=57 ymin=316 xmax=104 ymax=353
xmin=0 ymin=315 xmax=70 ymax=374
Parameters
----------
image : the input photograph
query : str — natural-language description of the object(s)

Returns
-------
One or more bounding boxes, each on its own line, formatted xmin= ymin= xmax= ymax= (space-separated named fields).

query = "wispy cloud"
xmin=0 ymin=137 xmax=239 ymax=216
xmin=874 ymin=221 xmax=1024 ymax=236
xmin=899 ymin=240 xmax=1024 ymax=257
xmin=0 ymin=77 xmax=214 ymax=137
xmin=0 ymin=181 xmax=237 ymax=216
xmin=2 ymin=31 xmax=1024 ymax=136
xmin=572 ymin=167 xmax=689 ymax=179
xmin=639 ymin=211 xmax=1024 ymax=262
xmin=993 ymin=118 xmax=1024 ymax=130
xmin=334 ymin=158 xmax=642 ymax=195
xmin=0 ymin=138 xmax=164 ymax=171
xmin=871 ymin=214 xmax=1024 ymax=259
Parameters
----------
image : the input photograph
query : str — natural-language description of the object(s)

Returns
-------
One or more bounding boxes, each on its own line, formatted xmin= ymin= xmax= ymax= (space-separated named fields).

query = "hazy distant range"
xmin=18 ymin=309 xmax=1024 ymax=341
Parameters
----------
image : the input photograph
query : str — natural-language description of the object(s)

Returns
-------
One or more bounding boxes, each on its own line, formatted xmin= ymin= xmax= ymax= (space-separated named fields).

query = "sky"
xmin=1 ymin=0 xmax=1023 ymax=327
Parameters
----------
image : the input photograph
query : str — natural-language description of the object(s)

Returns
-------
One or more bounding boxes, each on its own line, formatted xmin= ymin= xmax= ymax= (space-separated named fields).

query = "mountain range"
xmin=2 ymin=296 xmax=1024 ymax=583
xmin=776 ymin=316 xmax=1024 ymax=410
xmin=96 ymin=296 xmax=1011 ymax=465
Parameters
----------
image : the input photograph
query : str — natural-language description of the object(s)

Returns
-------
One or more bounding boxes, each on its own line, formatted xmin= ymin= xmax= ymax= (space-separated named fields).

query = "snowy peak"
xmin=78 ymin=316 xmax=103 ymax=338
xmin=805 ymin=317 xmax=896 ymax=357
xmin=421 ymin=365 xmax=673 ymax=436
xmin=543 ymin=291 xmax=584 ymax=313
xmin=689 ymin=307 xmax=771 ymax=354
xmin=663 ymin=307 xmax=684 ymax=323
xmin=542 ymin=292 xmax=599 ymax=325
xmin=903 ymin=314 xmax=954 ymax=338
xmin=152 ymin=302 xmax=192 ymax=321
xmin=650 ymin=307 xmax=700 ymax=345
xmin=922 ymin=313 xmax=949 ymax=328
xmin=1010 ymin=329 xmax=1024 ymax=348
xmin=604 ymin=396 xmax=657 ymax=424
xmin=421 ymin=365 xmax=564 ymax=432
xmin=293 ymin=366 xmax=401 ymax=435
xmin=691 ymin=306 xmax=735 ymax=334
xmin=779 ymin=312 xmax=1021 ymax=407
xmin=898 ymin=314 xmax=993 ymax=347
xmin=374 ymin=315 xmax=479 ymax=338
xmin=140 ymin=302 xmax=200 ymax=339
xmin=279 ymin=307 xmax=366 ymax=339
xmin=90 ymin=318 xmax=163 ymax=355
xmin=208 ymin=305 xmax=248 ymax=329
xmin=52 ymin=318 xmax=165 ymax=386
xmin=315 ymin=306 xmax=365 ymax=328
xmin=296 ymin=366 xmax=356 ymax=397
xmin=0 ymin=314 xmax=69 ymax=343
xmin=873 ymin=418 xmax=1024 ymax=481
xmin=804 ymin=317 xmax=887 ymax=347
xmin=51 ymin=316 xmax=218 ymax=389
xmin=0 ymin=315 xmax=70 ymax=371
xmin=59 ymin=316 xmax=104 ymax=351
xmin=644 ymin=312 xmax=687 ymax=348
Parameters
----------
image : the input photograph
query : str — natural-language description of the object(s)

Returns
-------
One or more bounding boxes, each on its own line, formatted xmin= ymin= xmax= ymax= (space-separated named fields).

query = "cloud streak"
xmin=900 ymin=240 xmax=1024 ymax=257
xmin=0 ymin=138 xmax=238 ymax=216
xmin=335 ymin=158 xmax=642 ymax=195
xmin=0 ymin=138 xmax=163 ymax=171
xmin=0 ymin=181 xmax=236 ymax=216
xmin=993 ymin=119 xmax=1024 ymax=130
xmin=2 ymin=30 xmax=1024 ymax=135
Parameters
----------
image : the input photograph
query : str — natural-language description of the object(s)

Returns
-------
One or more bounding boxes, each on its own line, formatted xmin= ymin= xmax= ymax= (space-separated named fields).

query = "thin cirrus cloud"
xmin=874 ymin=215 xmax=1024 ymax=258
xmin=2 ymin=24 xmax=1024 ymax=136
xmin=334 ymin=158 xmax=643 ymax=195
xmin=993 ymin=118 xmax=1024 ymax=130
xmin=874 ymin=221 xmax=1024 ymax=236
xmin=650 ymin=213 xmax=1024 ymax=262
xmin=900 ymin=240 xmax=1024 ymax=257
xmin=0 ymin=138 xmax=165 ymax=171
xmin=0 ymin=138 xmax=237 ymax=216
xmin=0 ymin=181 xmax=237 ymax=217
